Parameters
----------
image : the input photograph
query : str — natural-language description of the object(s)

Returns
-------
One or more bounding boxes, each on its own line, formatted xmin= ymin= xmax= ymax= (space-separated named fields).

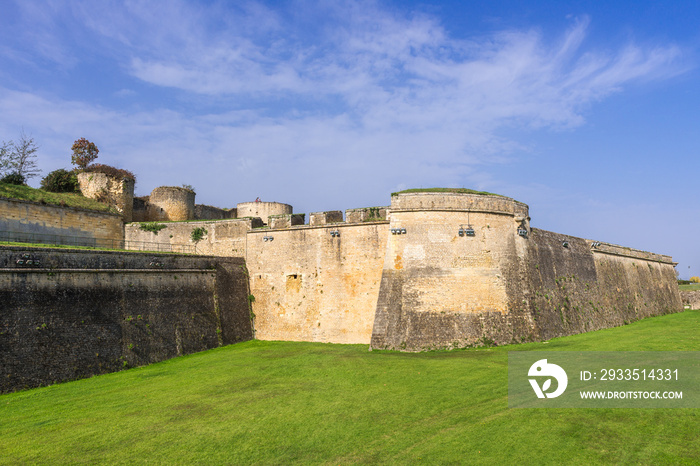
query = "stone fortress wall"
xmin=0 ymin=196 xmax=124 ymax=247
xmin=0 ymin=186 xmax=686 ymax=392
xmin=0 ymin=246 xmax=253 ymax=393
xmin=121 ymin=189 xmax=683 ymax=349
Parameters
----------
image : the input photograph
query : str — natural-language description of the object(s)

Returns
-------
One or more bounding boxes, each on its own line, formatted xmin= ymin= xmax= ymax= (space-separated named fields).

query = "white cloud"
xmin=0 ymin=1 xmax=689 ymax=213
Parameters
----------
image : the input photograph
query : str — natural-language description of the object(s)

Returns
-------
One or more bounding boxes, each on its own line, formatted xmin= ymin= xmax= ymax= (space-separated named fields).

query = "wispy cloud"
xmin=0 ymin=0 xmax=689 ymax=210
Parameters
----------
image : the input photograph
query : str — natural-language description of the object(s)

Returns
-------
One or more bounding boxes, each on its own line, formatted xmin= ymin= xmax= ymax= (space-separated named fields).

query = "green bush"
xmin=0 ymin=172 xmax=26 ymax=185
xmin=40 ymin=169 xmax=78 ymax=193
xmin=191 ymin=227 xmax=208 ymax=243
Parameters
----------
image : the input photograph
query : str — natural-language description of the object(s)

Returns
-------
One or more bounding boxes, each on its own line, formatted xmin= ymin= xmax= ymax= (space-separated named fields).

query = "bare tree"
xmin=10 ymin=130 xmax=41 ymax=180
xmin=0 ymin=140 xmax=12 ymax=175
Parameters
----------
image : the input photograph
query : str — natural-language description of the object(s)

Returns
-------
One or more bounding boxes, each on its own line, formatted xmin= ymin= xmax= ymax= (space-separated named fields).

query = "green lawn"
xmin=0 ymin=182 xmax=115 ymax=213
xmin=679 ymin=283 xmax=700 ymax=291
xmin=1 ymin=311 xmax=698 ymax=464
xmin=391 ymin=187 xmax=505 ymax=197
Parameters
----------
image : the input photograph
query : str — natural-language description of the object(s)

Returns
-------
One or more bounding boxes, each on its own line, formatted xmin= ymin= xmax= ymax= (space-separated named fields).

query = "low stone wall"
xmin=0 ymin=197 xmax=124 ymax=248
xmin=680 ymin=290 xmax=700 ymax=309
xmin=125 ymin=218 xmax=263 ymax=257
xmin=0 ymin=246 xmax=253 ymax=393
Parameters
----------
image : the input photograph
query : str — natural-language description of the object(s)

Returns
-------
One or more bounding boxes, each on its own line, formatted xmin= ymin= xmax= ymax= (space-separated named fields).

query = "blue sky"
xmin=1 ymin=0 xmax=698 ymax=277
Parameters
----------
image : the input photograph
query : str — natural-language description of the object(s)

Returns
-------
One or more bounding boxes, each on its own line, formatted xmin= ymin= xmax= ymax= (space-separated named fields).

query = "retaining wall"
xmin=0 ymin=246 xmax=253 ymax=393
xmin=0 ymin=197 xmax=124 ymax=247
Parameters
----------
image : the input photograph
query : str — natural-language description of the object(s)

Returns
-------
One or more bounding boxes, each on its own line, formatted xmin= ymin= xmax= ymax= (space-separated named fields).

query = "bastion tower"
xmin=370 ymin=190 xmax=533 ymax=350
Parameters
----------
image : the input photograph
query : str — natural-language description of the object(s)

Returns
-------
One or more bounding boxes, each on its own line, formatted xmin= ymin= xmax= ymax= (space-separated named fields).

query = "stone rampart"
xmin=77 ymin=172 xmax=135 ymax=222
xmin=346 ymin=207 xmax=389 ymax=223
xmin=247 ymin=221 xmax=389 ymax=344
xmin=370 ymin=192 xmax=531 ymax=350
xmin=370 ymin=192 xmax=682 ymax=351
xmin=524 ymin=229 xmax=681 ymax=342
xmin=147 ymin=187 xmax=195 ymax=221
xmin=237 ymin=201 xmax=292 ymax=225
xmin=269 ymin=214 xmax=305 ymax=229
xmin=680 ymin=290 xmax=700 ymax=310
xmin=0 ymin=197 xmax=124 ymax=248
xmin=309 ymin=210 xmax=344 ymax=226
xmin=125 ymin=218 xmax=262 ymax=257
xmin=0 ymin=246 xmax=253 ymax=393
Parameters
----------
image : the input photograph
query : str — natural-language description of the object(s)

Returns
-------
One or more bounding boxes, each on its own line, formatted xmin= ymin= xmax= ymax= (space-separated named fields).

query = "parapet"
xmin=345 ymin=207 xmax=389 ymax=223
xmin=269 ymin=214 xmax=305 ymax=229
xmin=194 ymin=204 xmax=236 ymax=220
xmin=237 ymin=201 xmax=292 ymax=225
xmin=147 ymin=186 xmax=195 ymax=221
xmin=390 ymin=190 xmax=529 ymax=218
xmin=309 ymin=210 xmax=344 ymax=226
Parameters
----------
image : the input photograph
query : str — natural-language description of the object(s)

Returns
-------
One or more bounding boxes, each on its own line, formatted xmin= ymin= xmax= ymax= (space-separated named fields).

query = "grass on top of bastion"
xmin=0 ymin=182 xmax=116 ymax=213
xmin=0 ymin=310 xmax=698 ymax=464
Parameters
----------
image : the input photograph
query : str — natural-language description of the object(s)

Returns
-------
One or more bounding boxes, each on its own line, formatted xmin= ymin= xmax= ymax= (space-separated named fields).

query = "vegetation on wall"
xmin=190 ymin=227 xmax=208 ymax=243
xmin=139 ymin=223 xmax=167 ymax=235
xmin=82 ymin=164 xmax=136 ymax=182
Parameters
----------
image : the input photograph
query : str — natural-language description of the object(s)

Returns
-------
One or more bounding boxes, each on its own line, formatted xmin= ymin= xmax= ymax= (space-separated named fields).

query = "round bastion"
xmin=147 ymin=186 xmax=195 ymax=221
xmin=389 ymin=189 xmax=530 ymax=237
xmin=390 ymin=190 xmax=529 ymax=218
xmin=237 ymin=201 xmax=292 ymax=225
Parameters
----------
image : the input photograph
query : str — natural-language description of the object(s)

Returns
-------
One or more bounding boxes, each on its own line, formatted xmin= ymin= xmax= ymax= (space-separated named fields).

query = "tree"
xmin=10 ymin=130 xmax=40 ymax=180
xmin=0 ymin=131 xmax=41 ymax=181
xmin=71 ymin=137 xmax=99 ymax=169
xmin=690 ymin=276 xmax=700 ymax=284
xmin=0 ymin=140 xmax=12 ymax=175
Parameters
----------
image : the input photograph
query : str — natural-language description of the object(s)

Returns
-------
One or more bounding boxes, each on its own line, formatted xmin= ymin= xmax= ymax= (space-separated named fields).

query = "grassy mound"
xmin=0 ymin=310 xmax=698 ymax=464
xmin=391 ymin=187 xmax=505 ymax=197
xmin=0 ymin=182 xmax=115 ymax=213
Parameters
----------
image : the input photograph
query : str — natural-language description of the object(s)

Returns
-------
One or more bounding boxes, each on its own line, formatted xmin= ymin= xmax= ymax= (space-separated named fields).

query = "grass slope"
xmin=0 ymin=182 xmax=115 ymax=213
xmin=1 ymin=311 xmax=698 ymax=464
xmin=391 ymin=187 xmax=505 ymax=197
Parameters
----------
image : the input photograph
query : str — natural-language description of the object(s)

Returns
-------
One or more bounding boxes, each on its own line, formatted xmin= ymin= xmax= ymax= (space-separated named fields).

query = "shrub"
xmin=40 ymin=169 xmax=78 ymax=193
xmin=82 ymin=164 xmax=136 ymax=182
xmin=191 ymin=227 xmax=208 ymax=243
xmin=0 ymin=172 xmax=26 ymax=185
